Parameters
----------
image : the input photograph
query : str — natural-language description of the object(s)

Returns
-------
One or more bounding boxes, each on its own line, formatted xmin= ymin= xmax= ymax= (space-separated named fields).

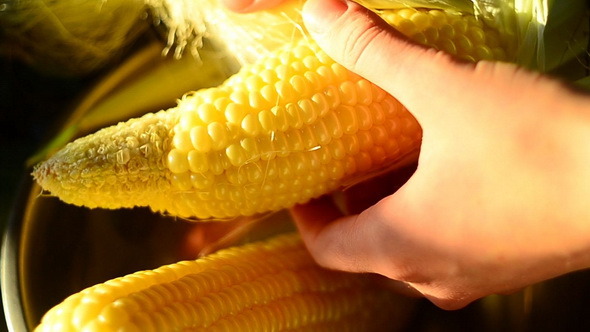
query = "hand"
xmin=225 ymin=0 xmax=590 ymax=309
xmin=220 ymin=0 xmax=287 ymax=12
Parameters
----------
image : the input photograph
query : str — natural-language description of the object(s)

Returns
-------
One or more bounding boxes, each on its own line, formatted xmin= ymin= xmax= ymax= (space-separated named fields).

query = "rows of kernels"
xmin=379 ymin=8 xmax=512 ymax=62
xmin=163 ymin=36 xmax=422 ymax=218
xmin=36 ymin=234 xmax=395 ymax=331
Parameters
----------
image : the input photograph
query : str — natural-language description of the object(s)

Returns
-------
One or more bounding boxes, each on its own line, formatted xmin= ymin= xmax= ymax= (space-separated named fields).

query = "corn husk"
xmin=0 ymin=0 xmax=148 ymax=76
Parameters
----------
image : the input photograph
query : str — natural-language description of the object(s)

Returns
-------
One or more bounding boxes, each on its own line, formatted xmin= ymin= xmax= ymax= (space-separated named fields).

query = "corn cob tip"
xmin=33 ymin=109 xmax=179 ymax=210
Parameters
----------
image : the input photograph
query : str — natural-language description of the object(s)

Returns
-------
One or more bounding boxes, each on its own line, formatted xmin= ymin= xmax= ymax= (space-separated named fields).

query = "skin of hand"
xmin=225 ymin=0 xmax=590 ymax=309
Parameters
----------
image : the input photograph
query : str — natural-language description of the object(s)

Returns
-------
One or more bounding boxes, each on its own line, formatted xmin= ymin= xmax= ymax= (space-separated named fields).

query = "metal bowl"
xmin=6 ymin=165 xmax=590 ymax=331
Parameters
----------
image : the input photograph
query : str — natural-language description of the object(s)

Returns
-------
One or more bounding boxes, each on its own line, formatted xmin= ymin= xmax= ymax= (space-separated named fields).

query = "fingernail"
xmin=303 ymin=0 xmax=348 ymax=34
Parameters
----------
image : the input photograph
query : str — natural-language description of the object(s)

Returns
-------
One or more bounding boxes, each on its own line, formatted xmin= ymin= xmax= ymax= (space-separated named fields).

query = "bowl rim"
xmin=2 ymin=173 xmax=33 ymax=332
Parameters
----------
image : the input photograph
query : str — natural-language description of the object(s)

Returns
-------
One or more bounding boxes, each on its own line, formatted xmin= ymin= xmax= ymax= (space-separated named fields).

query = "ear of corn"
xmin=33 ymin=3 xmax=514 ymax=219
xmin=34 ymin=233 xmax=411 ymax=331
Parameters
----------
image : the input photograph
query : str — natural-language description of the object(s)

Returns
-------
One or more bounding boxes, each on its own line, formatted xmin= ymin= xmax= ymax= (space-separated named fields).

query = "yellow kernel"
xmin=244 ymin=163 xmax=263 ymax=183
xmin=258 ymin=109 xmax=276 ymax=132
xmin=261 ymin=84 xmax=278 ymax=106
xmin=395 ymin=18 xmax=417 ymax=37
xmin=381 ymin=96 xmax=403 ymax=117
xmin=225 ymin=103 xmax=247 ymax=125
xmin=290 ymin=75 xmax=310 ymax=96
xmin=213 ymin=97 xmax=231 ymax=113
xmin=323 ymin=85 xmax=341 ymax=108
xmin=271 ymin=105 xmax=289 ymax=131
xmin=323 ymin=111 xmax=343 ymax=139
xmin=172 ymin=172 xmax=192 ymax=191
xmin=190 ymin=126 xmax=212 ymax=153
xmin=285 ymin=130 xmax=304 ymax=152
xmin=249 ymin=90 xmax=270 ymax=110
xmin=241 ymin=114 xmax=261 ymax=136
xmin=331 ymin=63 xmax=348 ymax=82
xmin=440 ymin=39 xmax=457 ymax=55
xmin=300 ymin=126 xmax=318 ymax=150
xmin=273 ymin=131 xmax=290 ymax=157
xmin=357 ymin=105 xmax=373 ymax=130
xmin=440 ymin=24 xmax=455 ymax=39
xmin=245 ymin=75 xmax=264 ymax=91
xmin=312 ymin=120 xmax=331 ymax=145
xmin=337 ymin=105 xmax=359 ymax=135
xmin=276 ymin=158 xmax=293 ymax=179
xmin=454 ymin=34 xmax=473 ymax=53
xmin=298 ymin=99 xmax=318 ymax=125
xmin=214 ymin=185 xmax=229 ymax=200
xmin=167 ymin=149 xmax=189 ymax=174
xmin=173 ymin=130 xmax=192 ymax=152
xmin=357 ymin=130 xmax=374 ymax=150
xmin=453 ymin=17 xmax=468 ymax=34
xmin=370 ymin=146 xmax=387 ymax=166
xmin=371 ymin=84 xmax=388 ymax=102
xmin=208 ymin=122 xmax=229 ymax=150
xmin=468 ymin=26 xmax=486 ymax=44
xmin=259 ymin=68 xmax=276 ymax=84
xmin=343 ymin=156 xmax=357 ymax=175
xmin=474 ymin=45 xmax=494 ymax=60
xmin=355 ymin=151 xmax=373 ymax=172
xmin=328 ymin=140 xmax=346 ymax=160
xmin=371 ymin=125 xmax=389 ymax=146
xmin=226 ymin=144 xmax=247 ymax=167
xmin=369 ymin=103 xmax=386 ymax=124
xmin=355 ymin=80 xmax=373 ymax=105
xmin=275 ymin=81 xmax=296 ymax=102
xmin=285 ymin=103 xmax=304 ymax=129
xmin=314 ymin=146 xmax=331 ymax=165
xmin=342 ymin=135 xmax=359 ymax=154
xmin=411 ymin=32 xmax=428 ymax=45
xmin=428 ymin=10 xmax=448 ymax=28
xmin=311 ymin=93 xmax=330 ymax=117
xmin=382 ymin=137 xmax=400 ymax=156
xmin=264 ymin=56 xmax=281 ymax=69
xmin=303 ymin=56 xmax=320 ymax=70
xmin=257 ymin=136 xmax=276 ymax=160
xmin=188 ymin=150 xmax=209 ymax=173
xmin=316 ymin=65 xmax=335 ymax=84
xmin=339 ymin=81 xmax=357 ymax=106
xmin=423 ymin=27 xmax=439 ymax=43
xmin=328 ymin=161 xmax=345 ymax=180
xmin=276 ymin=64 xmax=293 ymax=80
xmin=229 ymin=89 xmax=248 ymax=105
xmin=209 ymin=152 xmax=229 ymax=175
xmin=410 ymin=11 xmax=430 ymax=31
xmin=460 ymin=54 xmax=476 ymax=63
xmin=397 ymin=8 xmax=417 ymax=19
xmin=178 ymin=112 xmax=200 ymax=132
xmin=240 ymin=137 xmax=260 ymax=160
xmin=303 ymin=71 xmax=322 ymax=92
xmin=225 ymin=168 xmax=246 ymax=185
xmin=384 ymin=118 xmax=400 ymax=137
xmin=315 ymin=50 xmax=333 ymax=64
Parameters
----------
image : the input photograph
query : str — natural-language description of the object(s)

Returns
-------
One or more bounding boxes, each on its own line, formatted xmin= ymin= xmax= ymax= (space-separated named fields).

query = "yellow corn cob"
xmin=34 ymin=233 xmax=408 ymax=331
xmin=33 ymin=4 xmax=513 ymax=219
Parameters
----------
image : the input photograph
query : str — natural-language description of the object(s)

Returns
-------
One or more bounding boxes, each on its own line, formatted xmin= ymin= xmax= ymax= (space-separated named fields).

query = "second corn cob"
xmin=33 ymin=2 xmax=514 ymax=219
xmin=34 ymin=233 xmax=409 ymax=331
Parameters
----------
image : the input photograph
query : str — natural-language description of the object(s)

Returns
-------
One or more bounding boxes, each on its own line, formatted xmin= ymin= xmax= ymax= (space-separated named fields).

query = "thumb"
xmin=301 ymin=0 xmax=478 ymax=125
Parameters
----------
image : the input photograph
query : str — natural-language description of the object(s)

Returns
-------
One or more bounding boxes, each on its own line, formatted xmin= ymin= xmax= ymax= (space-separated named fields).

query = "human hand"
xmin=224 ymin=0 xmax=590 ymax=309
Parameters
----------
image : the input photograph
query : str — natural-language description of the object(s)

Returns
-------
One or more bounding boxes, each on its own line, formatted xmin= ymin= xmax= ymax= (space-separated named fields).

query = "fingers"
xmin=291 ymin=195 xmax=403 ymax=275
xmin=220 ymin=0 xmax=287 ymax=12
xmin=301 ymin=0 xmax=483 ymax=125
